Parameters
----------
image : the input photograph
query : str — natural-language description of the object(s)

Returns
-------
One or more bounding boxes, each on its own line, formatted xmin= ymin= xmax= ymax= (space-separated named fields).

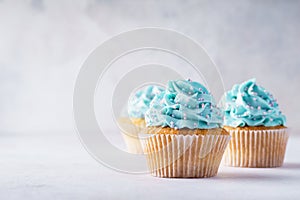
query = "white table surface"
xmin=1 ymin=132 xmax=300 ymax=200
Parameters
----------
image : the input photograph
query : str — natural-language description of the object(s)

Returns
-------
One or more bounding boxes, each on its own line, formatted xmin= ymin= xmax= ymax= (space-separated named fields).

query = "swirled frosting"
xmin=128 ymin=85 xmax=164 ymax=118
xmin=223 ymin=78 xmax=286 ymax=127
xmin=145 ymin=80 xmax=223 ymax=129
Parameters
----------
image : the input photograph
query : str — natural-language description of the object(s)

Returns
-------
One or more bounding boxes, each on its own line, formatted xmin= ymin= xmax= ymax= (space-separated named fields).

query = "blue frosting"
xmin=223 ymin=78 xmax=286 ymax=127
xmin=128 ymin=85 xmax=164 ymax=118
xmin=145 ymin=80 xmax=223 ymax=129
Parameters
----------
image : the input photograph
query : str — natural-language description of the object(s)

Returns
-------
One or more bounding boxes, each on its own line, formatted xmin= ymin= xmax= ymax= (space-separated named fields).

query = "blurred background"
xmin=1 ymin=0 xmax=300 ymax=134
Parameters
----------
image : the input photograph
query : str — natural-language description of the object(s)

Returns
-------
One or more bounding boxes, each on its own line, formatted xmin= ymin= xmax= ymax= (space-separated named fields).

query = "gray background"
xmin=0 ymin=0 xmax=299 ymax=133
xmin=1 ymin=1 xmax=300 ymax=200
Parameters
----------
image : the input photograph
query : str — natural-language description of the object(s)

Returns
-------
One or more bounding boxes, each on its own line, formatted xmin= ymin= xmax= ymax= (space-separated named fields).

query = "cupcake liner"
xmin=223 ymin=128 xmax=289 ymax=168
xmin=140 ymin=133 xmax=231 ymax=178
xmin=118 ymin=118 xmax=144 ymax=154
xmin=121 ymin=132 xmax=144 ymax=154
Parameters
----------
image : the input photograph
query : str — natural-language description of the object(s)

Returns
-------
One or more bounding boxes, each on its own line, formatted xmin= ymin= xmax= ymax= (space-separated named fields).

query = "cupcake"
xmin=142 ymin=80 xmax=231 ymax=178
xmin=119 ymin=85 xmax=164 ymax=154
xmin=222 ymin=79 xmax=288 ymax=168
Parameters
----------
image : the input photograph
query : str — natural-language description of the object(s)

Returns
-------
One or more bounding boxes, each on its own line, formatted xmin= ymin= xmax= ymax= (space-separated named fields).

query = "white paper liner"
xmin=118 ymin=118 xmax=144 ymax=154
xmin=121 ymin=132 xmax=143 ymax=154
xmin=223 ymin=128 xmax=289 ymax=168
xmin=140 ymin=134 xmax=231 ymax=178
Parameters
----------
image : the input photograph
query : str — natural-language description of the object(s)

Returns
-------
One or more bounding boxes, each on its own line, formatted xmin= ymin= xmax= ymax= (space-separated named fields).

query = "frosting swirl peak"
xmin=222 ymin=78 xmax=286 ymax=127
xmin=145 ymin=80 xmax=223 ymax=129
xmin=128 ymin=85 xmax=164 ymax=118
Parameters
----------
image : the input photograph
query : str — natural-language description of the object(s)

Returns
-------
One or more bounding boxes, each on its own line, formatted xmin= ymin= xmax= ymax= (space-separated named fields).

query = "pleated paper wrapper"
xmin=223 ymin=128 xmax=288 ymax=168
xmin=118 ymin=118 xmax=144 ymax=154
xmin=140 ymin=134 xmax=231 ymax=178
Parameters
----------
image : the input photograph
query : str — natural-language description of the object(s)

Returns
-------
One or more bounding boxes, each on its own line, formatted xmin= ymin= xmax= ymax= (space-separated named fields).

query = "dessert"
xmin=222 ymin=78 xmax=288 ymax=167
xmin=119 ymin=85 xmax=163 ymax=153
xmin=142 ymin=79 xmax=230 ymax=178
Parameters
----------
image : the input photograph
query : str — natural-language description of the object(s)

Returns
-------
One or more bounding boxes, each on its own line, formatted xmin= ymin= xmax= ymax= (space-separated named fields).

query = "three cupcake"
xmin=123 ymin=78 xmax=288 ymax=177
xmin=142 ymin=80 xmax=231 ymax=178
xmin=222 ymin=79 xmax=288 ymax=167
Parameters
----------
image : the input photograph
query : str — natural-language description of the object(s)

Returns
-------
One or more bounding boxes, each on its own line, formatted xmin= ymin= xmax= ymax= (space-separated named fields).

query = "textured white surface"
xmin=1 ymin=132 xmax=300 ymax=200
